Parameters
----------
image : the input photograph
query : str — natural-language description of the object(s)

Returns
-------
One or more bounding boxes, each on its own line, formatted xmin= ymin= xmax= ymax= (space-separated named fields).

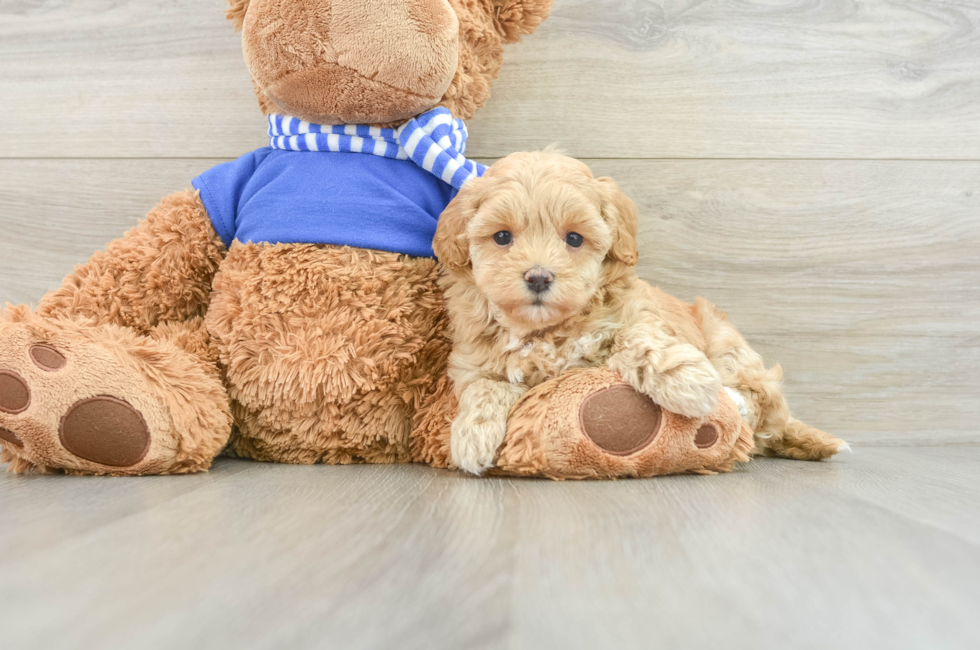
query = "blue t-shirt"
xmin=192 ymin=148 xmax=458 ymax=258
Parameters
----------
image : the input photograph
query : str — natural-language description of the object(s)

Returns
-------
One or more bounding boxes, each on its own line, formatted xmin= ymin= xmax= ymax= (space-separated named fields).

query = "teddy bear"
xmin=0 ymin=0 xmax=754 ymax=479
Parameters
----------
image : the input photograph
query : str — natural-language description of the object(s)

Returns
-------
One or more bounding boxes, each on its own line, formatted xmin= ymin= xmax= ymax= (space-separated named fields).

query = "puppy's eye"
xmin=565 ymin=232 xmax=584 ymax=248
xmin=493 ymin=231 xmax=513 ymax=246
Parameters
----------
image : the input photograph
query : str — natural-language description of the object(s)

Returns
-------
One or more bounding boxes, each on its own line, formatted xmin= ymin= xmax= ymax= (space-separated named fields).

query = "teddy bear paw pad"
xmin=0 ymin=370 xmax=31 ymax=414
xmin=579 ymin=385 xmax=663 ymax=456
xmin=59 ymin=396 xmax=151 ymax=467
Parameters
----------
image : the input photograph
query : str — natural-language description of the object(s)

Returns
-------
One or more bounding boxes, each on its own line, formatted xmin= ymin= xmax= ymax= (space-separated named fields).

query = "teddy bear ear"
xmin=491 ymin=0 xmax=553 ymax=44
xmin=225 ymin=0 xmax=250 ymax=32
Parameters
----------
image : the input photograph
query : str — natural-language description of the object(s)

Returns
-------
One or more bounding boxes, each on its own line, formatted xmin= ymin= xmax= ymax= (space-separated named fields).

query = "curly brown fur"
xmin=434 ymin=151 xmax=847 ymax=474
xmin=205 ymin=243 xmax=451 ymax=465
xmin=411 ymin=374 xmax=458 ymax=468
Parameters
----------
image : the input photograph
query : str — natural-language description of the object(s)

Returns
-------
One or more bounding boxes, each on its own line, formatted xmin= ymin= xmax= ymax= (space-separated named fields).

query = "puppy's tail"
xmin=741 ymin=364 xmax=848 ymax=461
xmin=761 ymin=418 xmax=849 ymax=461
xmin=691 ymin=297 xmax=848 ymax=461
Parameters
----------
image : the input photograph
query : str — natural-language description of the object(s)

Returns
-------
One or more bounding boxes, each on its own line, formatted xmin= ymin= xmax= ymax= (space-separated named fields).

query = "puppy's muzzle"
xmin=524 ymin=267 xmax=555 ymax=295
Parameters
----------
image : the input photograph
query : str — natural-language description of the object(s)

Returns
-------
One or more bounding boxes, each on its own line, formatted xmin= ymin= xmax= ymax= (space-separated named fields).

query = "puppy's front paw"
xmin=450 ymin=414 xmax=508 ymax=476
xmin=613 ymin=343 xmax=721 ymax=419
xmin=653 ymin=345 xmax=721 ymax=418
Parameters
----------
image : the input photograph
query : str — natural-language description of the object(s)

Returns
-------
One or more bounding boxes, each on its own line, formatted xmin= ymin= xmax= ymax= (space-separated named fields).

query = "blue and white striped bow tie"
xmin=268 ymin=107 xmax=487 ymax=190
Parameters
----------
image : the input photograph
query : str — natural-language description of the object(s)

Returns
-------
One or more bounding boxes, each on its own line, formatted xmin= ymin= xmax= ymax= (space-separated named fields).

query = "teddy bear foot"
xmin=495 ymin=367 xmax=753 ymax=480
xmin=0 ymin=308 xmax=231 ymax=475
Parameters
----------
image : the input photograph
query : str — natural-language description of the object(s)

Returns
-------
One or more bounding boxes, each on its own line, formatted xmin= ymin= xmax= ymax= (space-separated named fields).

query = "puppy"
xmin=433 ymin=151 xmax=847 ymax=475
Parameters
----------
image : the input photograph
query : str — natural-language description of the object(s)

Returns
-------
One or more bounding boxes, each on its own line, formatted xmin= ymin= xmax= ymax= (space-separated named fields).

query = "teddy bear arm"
xmin=36 ymin=189 xmax=227 ymax=334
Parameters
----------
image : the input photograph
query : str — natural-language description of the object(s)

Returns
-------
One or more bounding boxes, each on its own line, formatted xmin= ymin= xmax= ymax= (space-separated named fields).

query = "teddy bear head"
xmin=225 ymin=0 xmax=552 ymax=126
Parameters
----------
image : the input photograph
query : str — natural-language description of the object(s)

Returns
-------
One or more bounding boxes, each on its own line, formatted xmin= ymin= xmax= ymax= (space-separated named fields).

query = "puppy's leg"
xmin=451 ymin=379 xmax=526 ymax=475
xmin=608 ymin=324 xmax=722 ymax=419
xmin=693 ymin=298 xmax=847 ymax=460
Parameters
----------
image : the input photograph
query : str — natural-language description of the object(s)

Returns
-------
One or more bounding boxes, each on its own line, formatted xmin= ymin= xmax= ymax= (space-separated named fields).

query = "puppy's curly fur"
xmin=434 ymin=151 xmax=847 ymax=475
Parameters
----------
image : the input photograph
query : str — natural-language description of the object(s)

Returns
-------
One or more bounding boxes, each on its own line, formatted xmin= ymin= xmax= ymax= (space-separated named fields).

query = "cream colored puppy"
xmin=433 ymin=151 xmax=846 ymax=475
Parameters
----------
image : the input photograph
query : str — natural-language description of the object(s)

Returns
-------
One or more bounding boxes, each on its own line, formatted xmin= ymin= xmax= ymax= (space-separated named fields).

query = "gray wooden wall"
xmin=1 ymin=0 xmax=977 ymax=445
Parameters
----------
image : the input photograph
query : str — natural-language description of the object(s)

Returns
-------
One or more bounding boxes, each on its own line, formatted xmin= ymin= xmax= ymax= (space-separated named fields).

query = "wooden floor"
xmin=0 ymin=448 xmax=977 ymax=649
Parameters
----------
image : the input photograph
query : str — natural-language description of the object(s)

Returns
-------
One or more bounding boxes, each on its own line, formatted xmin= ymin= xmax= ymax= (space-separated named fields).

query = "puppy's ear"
xmin=597 ymin=177 xmax=639 ymax=267
xmin=226 ymin=0 xmax=250 ymax=32
xmin=434 ymin=178 xmax=485 ymax=270
xmin=491 ymin=0 xmax=553 ymax=44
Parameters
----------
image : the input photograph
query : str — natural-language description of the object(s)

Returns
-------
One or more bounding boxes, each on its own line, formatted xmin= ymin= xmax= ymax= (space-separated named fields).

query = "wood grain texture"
xmin=1 ymin=0 xmax=979 ymax=159
xmin=0 ymin=451 xmax=978 ymax=649
xmin=757 ymin=446 xmax=980 ymax=546
xmin=0 ymin=159 xmax=212 ymax=301
xmin=1 ymin=158 xmax=976 ymax=445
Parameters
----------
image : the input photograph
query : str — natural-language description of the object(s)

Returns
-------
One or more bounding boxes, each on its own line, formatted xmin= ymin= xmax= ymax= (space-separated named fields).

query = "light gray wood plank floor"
xmin=1 ymin=448 xmax=978 ymax=650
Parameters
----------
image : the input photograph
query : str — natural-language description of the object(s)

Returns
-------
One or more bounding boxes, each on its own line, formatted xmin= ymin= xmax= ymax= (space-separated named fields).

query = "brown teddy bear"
xmin=0 ymin=0 xmax=760 ymax=478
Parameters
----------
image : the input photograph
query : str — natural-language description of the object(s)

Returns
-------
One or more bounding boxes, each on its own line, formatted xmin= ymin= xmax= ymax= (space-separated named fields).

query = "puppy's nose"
xmin=524 ymin=267 xmax=555 ymax=294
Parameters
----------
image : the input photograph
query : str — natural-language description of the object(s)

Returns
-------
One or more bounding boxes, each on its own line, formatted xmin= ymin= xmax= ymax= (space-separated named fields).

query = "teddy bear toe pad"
xmin=695 ymin=424 xmax=720 ymax=449
xmin=30 ymin=344 xmax=67 ymax=371
xmin=0 ymin=427 xmax=23 ymax=447
xmin=0 ymin=370 xmax=31 ymax=414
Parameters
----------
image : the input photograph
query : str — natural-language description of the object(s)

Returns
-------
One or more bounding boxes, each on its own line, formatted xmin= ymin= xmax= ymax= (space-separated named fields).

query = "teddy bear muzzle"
xmin=242 ymin=0 xmax=460 ymax=125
